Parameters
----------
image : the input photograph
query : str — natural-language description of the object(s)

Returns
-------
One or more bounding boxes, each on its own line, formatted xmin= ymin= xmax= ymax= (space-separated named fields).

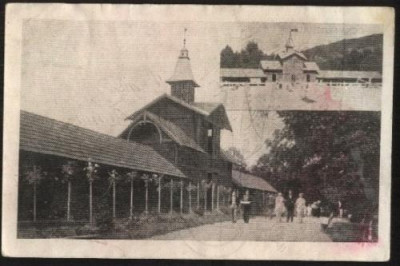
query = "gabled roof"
xmin=303 ymin=62 xmax=320 ymax=72
xmin=260 ymin=60 xmax=283 ymax=71
xmin=166 ymin=49 xmax=199 ymax=87
xmin=220 ymin=150 xmax=243 ymax=166
xmin=232 ymin=170 xmax=277 ymax=193
xmin=277 ymin=50 xmax=307 ymax=61
xmin=192 ymin=102 xmax=220 ymax=114
xmin=126 ymin=94 xmax=232 ymax=131
xmin=318 ymin=70 xmax=382 ymax=79
xmin=20 ymin=111 xmax=186 ymax=178
xmin=121 ymin=110 xmax=205 ymax=153
xmin=220 ymin=68 xmax=266 ymax=78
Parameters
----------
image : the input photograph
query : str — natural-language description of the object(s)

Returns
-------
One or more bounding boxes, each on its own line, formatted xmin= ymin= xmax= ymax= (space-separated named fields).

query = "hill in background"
xmin=302 ymin=34 xmax=382 ymax=72
xmin=220 ymin=34 xmax=383 ymax=72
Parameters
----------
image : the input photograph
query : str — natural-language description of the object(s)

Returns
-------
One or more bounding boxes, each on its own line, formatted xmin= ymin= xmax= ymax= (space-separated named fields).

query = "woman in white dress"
xmin=295 ymin=193 xmax=307 ymax=223
xmin=274 ymin=192 xmax=285 ymax=222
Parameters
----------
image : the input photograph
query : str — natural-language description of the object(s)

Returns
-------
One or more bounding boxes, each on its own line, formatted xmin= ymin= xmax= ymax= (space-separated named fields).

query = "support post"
xmin=197 ymin=181 xmax=200 ymax=209
xmin=130 ymin=178 xmax=133 ymax=219
xmin=180 ymin=180 xmax=183 ymax=214
xmin=112 ymin=180 xmax=116 ymax=218
xmin=33 ymin=182 xmax=37 ymax=222
xmin=170 ymin=179 xmax=173 ymax=214
xmin=262 ymin=191 xmax=265 ymax=209
xmin=67 ymin=180 xmax=71 ymax=222
xmin=158 ymin=175 xmax=162 ymax=213
xmin=216 ymin=185 xmax=220 ymax=211
xmin=189 ymin=181 xmax=192 ymax=213
xmin=211 ymin=183 xmax=215 ymax=212
xmin=144 ymin=179 xmax=148 ymax=215
xmin=89 ymin=181 xmax=93 ymax=225
xmin=204 ymin=182 xmax=207 ymax=212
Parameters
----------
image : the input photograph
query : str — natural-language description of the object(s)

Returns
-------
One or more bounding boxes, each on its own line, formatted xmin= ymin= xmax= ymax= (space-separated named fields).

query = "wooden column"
xmin=197 ymin=181 xmax=200 ymax=209
xmin=89 ymin=181 xmax=93 ymax=225
xmin=211 ymin=183 xmax=214 ymax=212
xmin=33 ymin=182 xmax=37 ymax=222
xmin=204 ymin=183 xmax=207 ymax=211
xmin=112 ymin=180 xmax=116 ymax=218
xmin=67 ymin=180 xmax=71 ymax=222
xmin=216 ymin=185 xmax=220 ymax=210
xmin=130 ymin=178 xmax=133 ymax=219
xmin=158 ymin=175 xmax=162 ymax=213
xmin=189 ymin=181 xmax=192 ymax=213
xmin=180 ymin=180 xmax=183 ymax=214
xmin=144 ymin=179 xmax=149 ymax=215
xmin=170 ymin=179 xmax=173 ymax=214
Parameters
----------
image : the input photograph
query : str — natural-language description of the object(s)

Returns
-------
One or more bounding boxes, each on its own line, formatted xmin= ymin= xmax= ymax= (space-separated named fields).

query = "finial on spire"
xmin=286 ymin=28 xmax=298 ymax=51
xmin=183 ymin=28 xmax=187 ymax=48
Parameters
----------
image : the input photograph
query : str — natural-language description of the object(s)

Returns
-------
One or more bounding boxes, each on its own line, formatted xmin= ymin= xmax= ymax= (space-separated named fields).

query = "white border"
xmin=3 ymin=4 xmax=394 ymax=260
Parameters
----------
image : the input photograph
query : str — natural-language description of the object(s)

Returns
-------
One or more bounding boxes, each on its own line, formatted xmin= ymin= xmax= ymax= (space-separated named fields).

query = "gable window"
xmin=272 ymin=74 xmax=276 ymax=82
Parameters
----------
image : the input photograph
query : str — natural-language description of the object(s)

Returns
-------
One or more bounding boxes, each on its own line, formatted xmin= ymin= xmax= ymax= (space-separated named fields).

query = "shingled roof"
xmin=277 ymin=50 xmax=307 ymax=61
xmin=260 ymin=60 xmax=282 ymax=71
xmin=232 ymin=170 xmax=277 ymax=193
xmin=20 ymin=111 xmax=186 ymax=178
xmin=220 ymin=68 xmax=266 ymax=78
xmin=166 ymin=48 xmax=199 ymax=87
xmin=125 ymin=94 xmax=232 ymax=131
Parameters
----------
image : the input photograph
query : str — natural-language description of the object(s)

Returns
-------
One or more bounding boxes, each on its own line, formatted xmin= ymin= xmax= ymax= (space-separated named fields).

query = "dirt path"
xmin=150 ymin=216 xmax=333 ymax=241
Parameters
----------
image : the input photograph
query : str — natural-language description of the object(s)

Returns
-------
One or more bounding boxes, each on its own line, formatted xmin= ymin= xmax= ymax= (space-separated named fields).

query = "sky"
xmin=21 ymin=20 xmax=382 ymax=166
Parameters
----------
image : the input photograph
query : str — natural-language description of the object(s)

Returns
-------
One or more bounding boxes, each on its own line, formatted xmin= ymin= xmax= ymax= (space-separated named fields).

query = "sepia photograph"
xmin=3 ymin=4 xmax=394 ymax=260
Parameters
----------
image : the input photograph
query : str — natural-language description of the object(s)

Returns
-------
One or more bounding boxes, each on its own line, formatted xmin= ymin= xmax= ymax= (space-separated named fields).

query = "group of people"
xmin=274 ymin=190 xmax=307 ymax=223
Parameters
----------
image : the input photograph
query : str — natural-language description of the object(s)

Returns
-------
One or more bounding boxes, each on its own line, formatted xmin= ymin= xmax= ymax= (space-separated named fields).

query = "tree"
xmin=24 ymin=165 xmax=45 ymax=222
xmin=220 ymin=41 xmax=266 ymax=68
xmin=220 ymin=45 xmax=237 ymax=68
xmin=84 ymin=160 xmax=99 ymax=225
xmin=224 ymin=146 xmax=247 ymax=170
xmin=61 ymin=161 xmax=78 ymax=222
xmin=254 ymin=111 xmax=380 ymax=220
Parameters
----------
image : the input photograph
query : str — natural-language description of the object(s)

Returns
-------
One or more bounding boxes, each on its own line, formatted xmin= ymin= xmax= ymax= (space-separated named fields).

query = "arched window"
xmin=127 ymin=121 xmax=162 ymax=144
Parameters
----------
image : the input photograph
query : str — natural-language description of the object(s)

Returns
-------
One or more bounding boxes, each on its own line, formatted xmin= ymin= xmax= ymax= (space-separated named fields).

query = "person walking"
xmin=267 ymin=194 xmax=275 ymax=219
xmin=285 ymin=190 xmax=295 ymax=223
xmin=311 ymin=200 xmax=321 ymax=217
xmin=241 ymin=190 xmax=251 ymax=223
xmin=275 ymin=192 xmax=285 ymax=222
xmin=230 ymin=190 xmax=238 ymax=223
xmin=295 ymin=193 xmax=306 ymax=223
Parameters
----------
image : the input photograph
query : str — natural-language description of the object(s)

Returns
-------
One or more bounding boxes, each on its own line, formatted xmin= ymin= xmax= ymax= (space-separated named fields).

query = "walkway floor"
xmin=150 ymin=216 xmax=333 ymax=241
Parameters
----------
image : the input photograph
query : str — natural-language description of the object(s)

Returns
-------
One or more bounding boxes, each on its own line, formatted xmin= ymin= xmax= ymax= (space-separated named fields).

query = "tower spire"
xmin=183 ymin=28 xmax=187 ymax=48
xmin=167 ymin=28 xmax=199 ymax=104
xmin=286 ymin=28 xmax=297 ymax=52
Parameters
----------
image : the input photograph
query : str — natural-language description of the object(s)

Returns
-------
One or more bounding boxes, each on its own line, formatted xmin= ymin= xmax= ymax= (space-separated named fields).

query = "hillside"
xmin=220 ymin=34 xmax=383 ymax=72
xmin=302 ymin=34 xmax=383 ymax=72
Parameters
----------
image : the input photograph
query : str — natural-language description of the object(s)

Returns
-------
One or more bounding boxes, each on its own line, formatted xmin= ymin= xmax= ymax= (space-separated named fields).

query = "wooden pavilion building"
xmin=17 ymin=38 xmax=237 ymax=225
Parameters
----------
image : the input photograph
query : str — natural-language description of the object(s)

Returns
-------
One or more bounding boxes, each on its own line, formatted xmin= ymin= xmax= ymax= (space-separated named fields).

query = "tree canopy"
xmin=252 ymin=111 xmax=380 ymax=221
xmin=220 ymin=42 xmax=273 ymax=69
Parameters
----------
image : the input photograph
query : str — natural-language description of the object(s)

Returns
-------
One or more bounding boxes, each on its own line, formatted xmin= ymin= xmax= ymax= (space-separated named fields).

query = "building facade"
xmin=220 ymin=30 xmax=382 ymax=88
xmin=119 ymin=42 xmax=234 ymax=212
